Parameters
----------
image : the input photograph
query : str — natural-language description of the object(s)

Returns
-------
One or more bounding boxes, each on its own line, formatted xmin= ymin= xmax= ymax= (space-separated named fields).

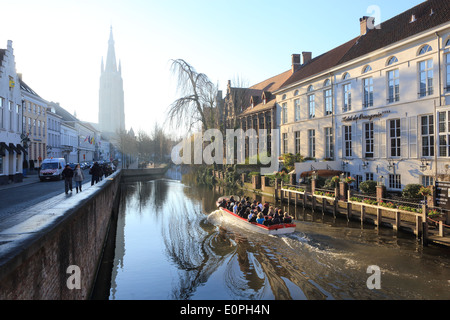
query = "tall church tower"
xmin=99 ymin=27 xmax=125 ymax=135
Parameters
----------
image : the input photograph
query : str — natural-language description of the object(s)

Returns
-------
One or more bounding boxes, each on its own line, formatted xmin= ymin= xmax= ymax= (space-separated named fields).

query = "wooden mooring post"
xmin=394 ymin=211 xmax=401 ymax=231
xmin=360 ymin=205 xmax=365 ymax=226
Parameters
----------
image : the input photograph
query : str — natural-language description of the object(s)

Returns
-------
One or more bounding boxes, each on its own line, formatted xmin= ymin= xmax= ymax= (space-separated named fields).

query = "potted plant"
xmin=344 ymin=176 xmax=356 ymax=184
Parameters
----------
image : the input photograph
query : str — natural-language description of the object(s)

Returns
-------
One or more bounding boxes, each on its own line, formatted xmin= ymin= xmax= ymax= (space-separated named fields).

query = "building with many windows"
xmin=275 ymin=0 xmax=450 ymax=191
xmin=20 ymin=77 xmax=48 ymax=170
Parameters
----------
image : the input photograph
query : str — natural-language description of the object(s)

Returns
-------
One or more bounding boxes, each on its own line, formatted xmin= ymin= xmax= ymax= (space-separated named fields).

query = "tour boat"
xmin=215 ymin=196 xmax=296 ymax=235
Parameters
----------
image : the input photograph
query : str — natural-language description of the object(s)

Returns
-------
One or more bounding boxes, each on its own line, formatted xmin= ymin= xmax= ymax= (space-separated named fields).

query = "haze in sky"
xmin=0 ymin=0 xmax=424 ymax=137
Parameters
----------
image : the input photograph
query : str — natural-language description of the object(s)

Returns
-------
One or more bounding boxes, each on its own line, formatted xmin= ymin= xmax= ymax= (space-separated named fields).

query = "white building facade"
xmin=46 ymin=105 xmax=62 ymax=159
xmin=0 ymin=40 xmax=25 ymax=184
xmin=275 ymin=1 xmax=450 ymax=191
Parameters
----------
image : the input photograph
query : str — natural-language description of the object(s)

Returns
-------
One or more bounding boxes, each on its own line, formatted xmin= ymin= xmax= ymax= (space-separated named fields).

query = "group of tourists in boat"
xmin=217 ymin=196 xmax=293 ymax=227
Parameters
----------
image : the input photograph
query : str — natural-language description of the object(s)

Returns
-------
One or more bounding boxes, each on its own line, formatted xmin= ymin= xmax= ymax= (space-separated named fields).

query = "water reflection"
xmin=102 ymin=178 xmax=450 ymax=300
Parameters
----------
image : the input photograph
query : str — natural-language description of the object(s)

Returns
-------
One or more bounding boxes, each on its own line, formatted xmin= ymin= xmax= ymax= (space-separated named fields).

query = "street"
xmin=0 ymin=169 xmax=94 ymax=232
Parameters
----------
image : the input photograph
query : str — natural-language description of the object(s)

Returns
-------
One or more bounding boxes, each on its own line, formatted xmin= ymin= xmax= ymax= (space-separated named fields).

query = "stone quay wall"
xmin=0 ymin=170 xmax=122 ymax=299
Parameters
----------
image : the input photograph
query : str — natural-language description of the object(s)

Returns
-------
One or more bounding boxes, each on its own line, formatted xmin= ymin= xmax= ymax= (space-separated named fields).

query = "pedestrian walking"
xmin=89 ymin=162 xmax=101 ymax=186
xmin=73 ymin=164 xmax=85 ymax=193
xmin=62 ymin=164 xmax=74 ymax=194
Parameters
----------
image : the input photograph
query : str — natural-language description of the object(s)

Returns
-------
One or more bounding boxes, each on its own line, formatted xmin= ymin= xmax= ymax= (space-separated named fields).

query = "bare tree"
xmin=166 ymin=59 xmax=218 ymax=132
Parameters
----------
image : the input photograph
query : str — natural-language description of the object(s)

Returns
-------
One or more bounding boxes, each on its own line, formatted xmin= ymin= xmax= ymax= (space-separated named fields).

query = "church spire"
xmin=105 ymin=26 xmax=117 ymax=72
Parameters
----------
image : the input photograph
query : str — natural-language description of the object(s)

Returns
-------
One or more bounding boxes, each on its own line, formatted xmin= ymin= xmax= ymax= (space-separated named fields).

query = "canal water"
xmin=94 ymin=176 xmax=450 ymax=300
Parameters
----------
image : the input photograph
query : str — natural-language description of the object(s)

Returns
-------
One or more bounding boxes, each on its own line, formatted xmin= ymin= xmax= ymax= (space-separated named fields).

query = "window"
xmin=294 ymin=99 xmax=301 ymax=121
xmin=387 ymin=69 xmax=399 ymax=103
xmin=343 ymin=83 xmax=351 ymax=112
xmin=438 ymin=111 xmax=450 ymax=157
xmin=364 ymin=122 xmax=374 ymax=158
xmin=421 ymin=175 xmax=434 ymax=187
xmin=342 ymin=73 xmax=350 ymax=80
xmin=9 ymin=101 xmax=13 ymax=131
xmin=308 ymin=129 xmax=315 ymax=158
xmin=389 ymin=174 xmax=402 ymax=189
xmin=418 ymin=44 xmax=432 ymax=55
xmin=295 ymin=131 xmax=301 ymax=154
xmin=325 ymin=127 xmax=334 ymax=158
xmin=446 ymin=54 xmax=450 ymax=92
xmin=308 ymin=94 xmax=315 ymax=118
xmin=387 ymin=56 xmax=398 ymax=66
xmin=323 ymin=79 xmax=331 ymax=87
xmin=16 ymin=104 xmax=20 ymax=132
xmin=282 ymin=103 xmax=288 ymax=124
xmin=390 ymin=119 xmax=401 ymax=157
xmin=421 ymin=115 xmax=434 ymax=157
xmin=362 ymin=65 xmax=372 ymax=73
xmin=344 ymin=125 xmax=352 ymax=157
xmin=363 ymin=77 xmax=373 ymax=108
xmin=324 ymin=89 xmax=332 ymax=115
xmin=282 ymin=94 xmax=287 ymax=100
xmin=366 ymin=173 xmax=374 ymax=181
xmin=419 ymin=59 xmax=433 ymax=97
xmin=282 ymin=133 xmax=288 ymax=154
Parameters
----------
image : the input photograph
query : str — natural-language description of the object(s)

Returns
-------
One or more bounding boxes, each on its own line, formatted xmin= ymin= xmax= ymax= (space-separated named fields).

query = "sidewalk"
xmin=0 ymin=174 xmax=40 ymax=191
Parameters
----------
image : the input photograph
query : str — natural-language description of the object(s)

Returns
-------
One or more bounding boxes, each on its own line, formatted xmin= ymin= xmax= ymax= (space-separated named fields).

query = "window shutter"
xmin=337 ymin=125 xmax=342 ymax=159
xmin=374 ymin=120 xmax=379 ymax=158
xmin=355 ymin=122 xmax=362 ymax=158
xmin=379 ymin=120 xmax=386 ymax=158
xmin=409 ymin=116 xmax=418 ymax=158
xmin=401 ymin=117 xmax=408 ymax=158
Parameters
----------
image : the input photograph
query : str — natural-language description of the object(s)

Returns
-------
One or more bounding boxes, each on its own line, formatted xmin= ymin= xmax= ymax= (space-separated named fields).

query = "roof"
xmin=238 ymin=70 xmax=292 ymax=117
xmin=280 ymin=0 xmax=450 ymax=90
xmin=19 ymin=78 xmax=41 ymax=97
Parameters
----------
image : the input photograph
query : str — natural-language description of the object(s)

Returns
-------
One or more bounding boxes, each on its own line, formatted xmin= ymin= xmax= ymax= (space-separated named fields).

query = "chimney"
xmin=359 ymin=16 xmax=376 ymax=35
xmin=291 ymin=54 xmax=301 ymax=73
xmin=302 ymin=52 xmax=312 ymax=65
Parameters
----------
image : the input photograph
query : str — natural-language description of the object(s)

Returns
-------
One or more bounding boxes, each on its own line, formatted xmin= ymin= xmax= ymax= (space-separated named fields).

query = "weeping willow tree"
xmin=166 ymin=59 xmax=219 ymax=132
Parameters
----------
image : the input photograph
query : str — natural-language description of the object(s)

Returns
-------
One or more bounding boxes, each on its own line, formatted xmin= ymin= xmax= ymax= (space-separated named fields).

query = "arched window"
xmin=387 ymin=56 xmax=398 ymax=66
xmin=342 ymin=72 xmax=350 ymax=80
xmin=362 ymin=65 xmax=372 ymax=74
xmin=323 ymin=79 xmax=331 ymax=87
xmin=282 ymin=94 xmax=287 ymax=100
xmin=445 ymin=38 xmax=450 ymax=47
xmin=418 ymin=44 xmax=432 ymax=55
xmin=307 ymin=85 xmax=314 ymax=92
xmin=294 ymin=90 xmax=299 ymax=96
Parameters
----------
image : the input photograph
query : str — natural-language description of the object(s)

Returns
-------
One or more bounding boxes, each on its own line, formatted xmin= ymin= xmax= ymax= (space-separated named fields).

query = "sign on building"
xmin=436 ymin=181 xmax=450 ymax=210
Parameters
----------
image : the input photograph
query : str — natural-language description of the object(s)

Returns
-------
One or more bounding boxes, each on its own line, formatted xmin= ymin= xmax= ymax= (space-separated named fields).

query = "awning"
xmin=300 ymin=169 xmax=343 ymax=178
xmin=8 ymin=143 xmax=20 ymax=154
xmin=17 ymin=144 xmax=28 ymax=154
xmin=0 ymin=142 xmax=12 ymax=156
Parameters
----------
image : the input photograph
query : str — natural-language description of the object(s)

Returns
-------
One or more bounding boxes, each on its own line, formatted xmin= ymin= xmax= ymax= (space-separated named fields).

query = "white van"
xmin=39 ymin=158 xmax=66 ymax=181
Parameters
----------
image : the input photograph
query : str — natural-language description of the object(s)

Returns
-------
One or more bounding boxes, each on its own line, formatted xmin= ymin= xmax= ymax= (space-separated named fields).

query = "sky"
xmin=0 ymin=0 xmax=425 ymax=138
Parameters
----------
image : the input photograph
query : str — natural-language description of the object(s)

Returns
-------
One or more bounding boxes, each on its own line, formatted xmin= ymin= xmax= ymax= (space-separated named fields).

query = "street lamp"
xmin=420 ymin=159 xmax=430 ymax=172
xmin=387 ymin=159 xmax=395 ymax=171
